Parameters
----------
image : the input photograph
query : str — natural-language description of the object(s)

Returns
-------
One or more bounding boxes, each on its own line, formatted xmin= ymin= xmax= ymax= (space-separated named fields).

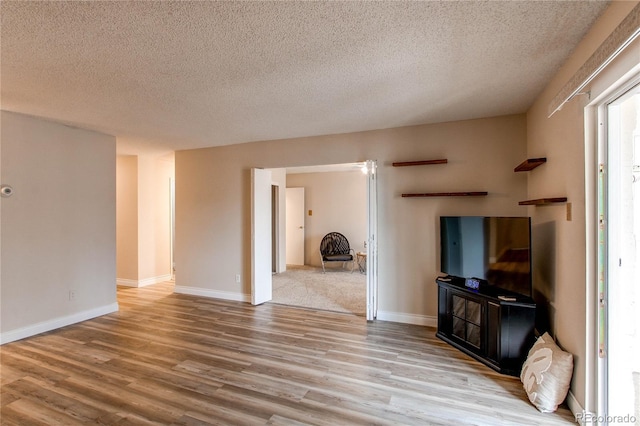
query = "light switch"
xmin=308 ymin=210 xmax=313 ymax=216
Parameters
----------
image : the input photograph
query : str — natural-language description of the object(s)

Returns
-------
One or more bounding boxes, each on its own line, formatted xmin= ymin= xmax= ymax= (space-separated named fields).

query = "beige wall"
xmin=0 ymin=111 xmax=117 ymax=343
xmin=525 ymin=0 xmax=639 ymax=412
xmin=287 ymin=170 xmax=367 ymax=267
xmin=175 ymin=114 xmax=528 ymax=319
xmin=116 ymin=153 xmax=174 ymax=286
xmin=137 ymin=154 xmax=174 ymax=282
xmin=116 ymin=155 xmax=138 ymax=280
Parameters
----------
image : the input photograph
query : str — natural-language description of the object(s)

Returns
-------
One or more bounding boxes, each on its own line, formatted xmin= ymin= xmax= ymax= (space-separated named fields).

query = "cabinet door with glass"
xmin=451 ymin=293 xmax=482 ymax=349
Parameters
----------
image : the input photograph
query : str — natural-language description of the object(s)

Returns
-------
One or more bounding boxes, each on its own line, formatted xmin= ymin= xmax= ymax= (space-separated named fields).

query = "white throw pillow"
xmin=520 ymin=332 xmax=574 ymax=413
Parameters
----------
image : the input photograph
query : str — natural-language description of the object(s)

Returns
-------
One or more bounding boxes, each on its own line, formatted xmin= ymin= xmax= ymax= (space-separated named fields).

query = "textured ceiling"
xmin=1 ymin=1 xmax=610 ymax=154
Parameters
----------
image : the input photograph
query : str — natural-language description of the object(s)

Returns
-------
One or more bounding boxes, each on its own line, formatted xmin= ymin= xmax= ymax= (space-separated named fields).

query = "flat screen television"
xmin=440 ymin=216 xmax=532 ymax=298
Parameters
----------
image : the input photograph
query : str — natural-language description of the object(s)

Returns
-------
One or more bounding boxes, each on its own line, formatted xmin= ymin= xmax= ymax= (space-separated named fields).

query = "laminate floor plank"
xmin=1 ymin=281 xmax=575 ymax=425
xmin=0 ymin=352 xmax=71 ymax=386
xmin=30 ymin=335 xmax=117 ymax=364
xmin=212 ymin=384 xmax=375 ymax=426
xmin=12 ymin=343 xmax=132 ymax=387
xmin=173 ymin=360 xmax=310 ymax=401
xmin=4 ymin=377 xmax=114 ymax=424
xmin=58 ymin=375 xmax=189 ymax=424
xmin=82 ymin=318 xmax=330 ymax=370
xmin=125 ymin=378 xmax=273 ymax=424
xmin=301 ymin=389 xmax=448 ymax=426
xmin=242 ymin=367 xmax=393 ymax=407
xmin=0 ymin=396 xmax=87 ymax=426
xmin=103 ymin=358 xmax=225 ymax=397
xmin=0 ymin=364 xmax=25 ymax=387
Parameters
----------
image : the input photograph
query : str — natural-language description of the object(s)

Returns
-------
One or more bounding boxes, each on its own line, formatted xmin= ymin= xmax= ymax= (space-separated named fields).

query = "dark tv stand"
xmin=436 ymin=276 xmax=535 ymax=376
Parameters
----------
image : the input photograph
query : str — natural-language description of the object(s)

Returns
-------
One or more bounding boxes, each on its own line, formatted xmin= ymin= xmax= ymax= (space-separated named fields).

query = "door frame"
xmin=365 ymin=160 xmax=378 ymax=321
xmin=272 ymin=183 xmax=281 ymax=273
xmin=586 ymin=71 xmax=640 ymax=419
xmin=253 ymin=161 xmax=379 ymax=318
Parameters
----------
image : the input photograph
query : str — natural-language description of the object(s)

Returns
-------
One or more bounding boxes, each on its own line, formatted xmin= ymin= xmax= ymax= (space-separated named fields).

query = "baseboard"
xmin=117 ymin=274 xmax=172 ymax=288
xmin=116 ymin=278 xmax=139 ymax=287
xmin=376 ymin=310 xmax=437 ymax=327
xmin=566 ymin=390 xmax=583 ymax=425
xmin=139 ymin=274 xmax=172 ymax=287
xmin=173 ymin=285 xmax=250 ymax=303
xmin=0 ymin=302 xmax=119 ymax=345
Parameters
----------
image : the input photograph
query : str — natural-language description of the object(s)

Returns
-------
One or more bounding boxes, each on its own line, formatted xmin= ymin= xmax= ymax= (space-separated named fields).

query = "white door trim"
xmin=366 ymin=160 xmax=378 ymax=321
xmin=251 ymin=168 xmax=272 ymax=305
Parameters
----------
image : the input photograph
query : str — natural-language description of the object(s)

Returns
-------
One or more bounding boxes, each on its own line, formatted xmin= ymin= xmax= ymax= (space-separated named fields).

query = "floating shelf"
xmin=518 ymin=197 xmax=568 ymax=206
xmin=514 ymin=157 xmax=547 ymax=172
xmin=392 ymin=159 xmax=448 ymax=167
xmin=402 ymin=191 xmax=488 ymax=198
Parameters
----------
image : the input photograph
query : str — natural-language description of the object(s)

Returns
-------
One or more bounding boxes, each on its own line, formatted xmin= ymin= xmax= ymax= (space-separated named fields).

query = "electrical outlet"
xmin=69 ymin=290 xmax=76 ymax=301
xmin=235 ymin=274 xmax=241 ymax=283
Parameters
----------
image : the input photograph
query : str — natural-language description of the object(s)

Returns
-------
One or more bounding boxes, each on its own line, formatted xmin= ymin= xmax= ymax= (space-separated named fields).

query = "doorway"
xmin=279 ymin=163 xmax=368 ymax=315
xmin=252 ymin=161 xmax=377 ymax=319
xmin=597 ymin=79 xmax=640 ymax=421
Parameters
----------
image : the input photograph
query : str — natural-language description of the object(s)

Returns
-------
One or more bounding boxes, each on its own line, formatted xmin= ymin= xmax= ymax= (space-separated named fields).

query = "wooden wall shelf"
xmin=402 ymin=191 xmax=488 ymax=198
xmin=518 ymin=197 xmax=567 ymax=206
xmin=393 ymin=159 xmax=448 ymax=167
xmin=514 ymin=158 xmax=547 ymax=172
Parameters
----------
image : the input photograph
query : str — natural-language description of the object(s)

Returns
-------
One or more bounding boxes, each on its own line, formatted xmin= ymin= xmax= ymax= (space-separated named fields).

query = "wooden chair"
xmin=319 ymin=232 xmax=355 ymax=273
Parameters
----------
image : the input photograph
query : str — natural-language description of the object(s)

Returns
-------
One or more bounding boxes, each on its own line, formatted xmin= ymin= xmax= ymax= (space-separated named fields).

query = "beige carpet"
xmin=271 ymin=265 xmax=366 ymax=315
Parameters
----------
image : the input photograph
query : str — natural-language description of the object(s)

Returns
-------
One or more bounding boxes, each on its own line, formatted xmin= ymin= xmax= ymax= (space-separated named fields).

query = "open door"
xmin=251 ymin=168 xmax=272 ymax=305
xmin=365 ymin=160 xmax=378 ymax=321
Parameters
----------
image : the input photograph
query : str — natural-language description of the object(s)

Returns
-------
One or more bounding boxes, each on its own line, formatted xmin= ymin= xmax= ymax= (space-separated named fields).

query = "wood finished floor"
xmin=1 ymin=282 xmax=576 ymax=425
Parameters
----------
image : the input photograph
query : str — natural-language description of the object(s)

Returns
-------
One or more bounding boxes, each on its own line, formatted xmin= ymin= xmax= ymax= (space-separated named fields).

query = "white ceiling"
xmin=1 ymin=1 xmax=609 ymax=155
